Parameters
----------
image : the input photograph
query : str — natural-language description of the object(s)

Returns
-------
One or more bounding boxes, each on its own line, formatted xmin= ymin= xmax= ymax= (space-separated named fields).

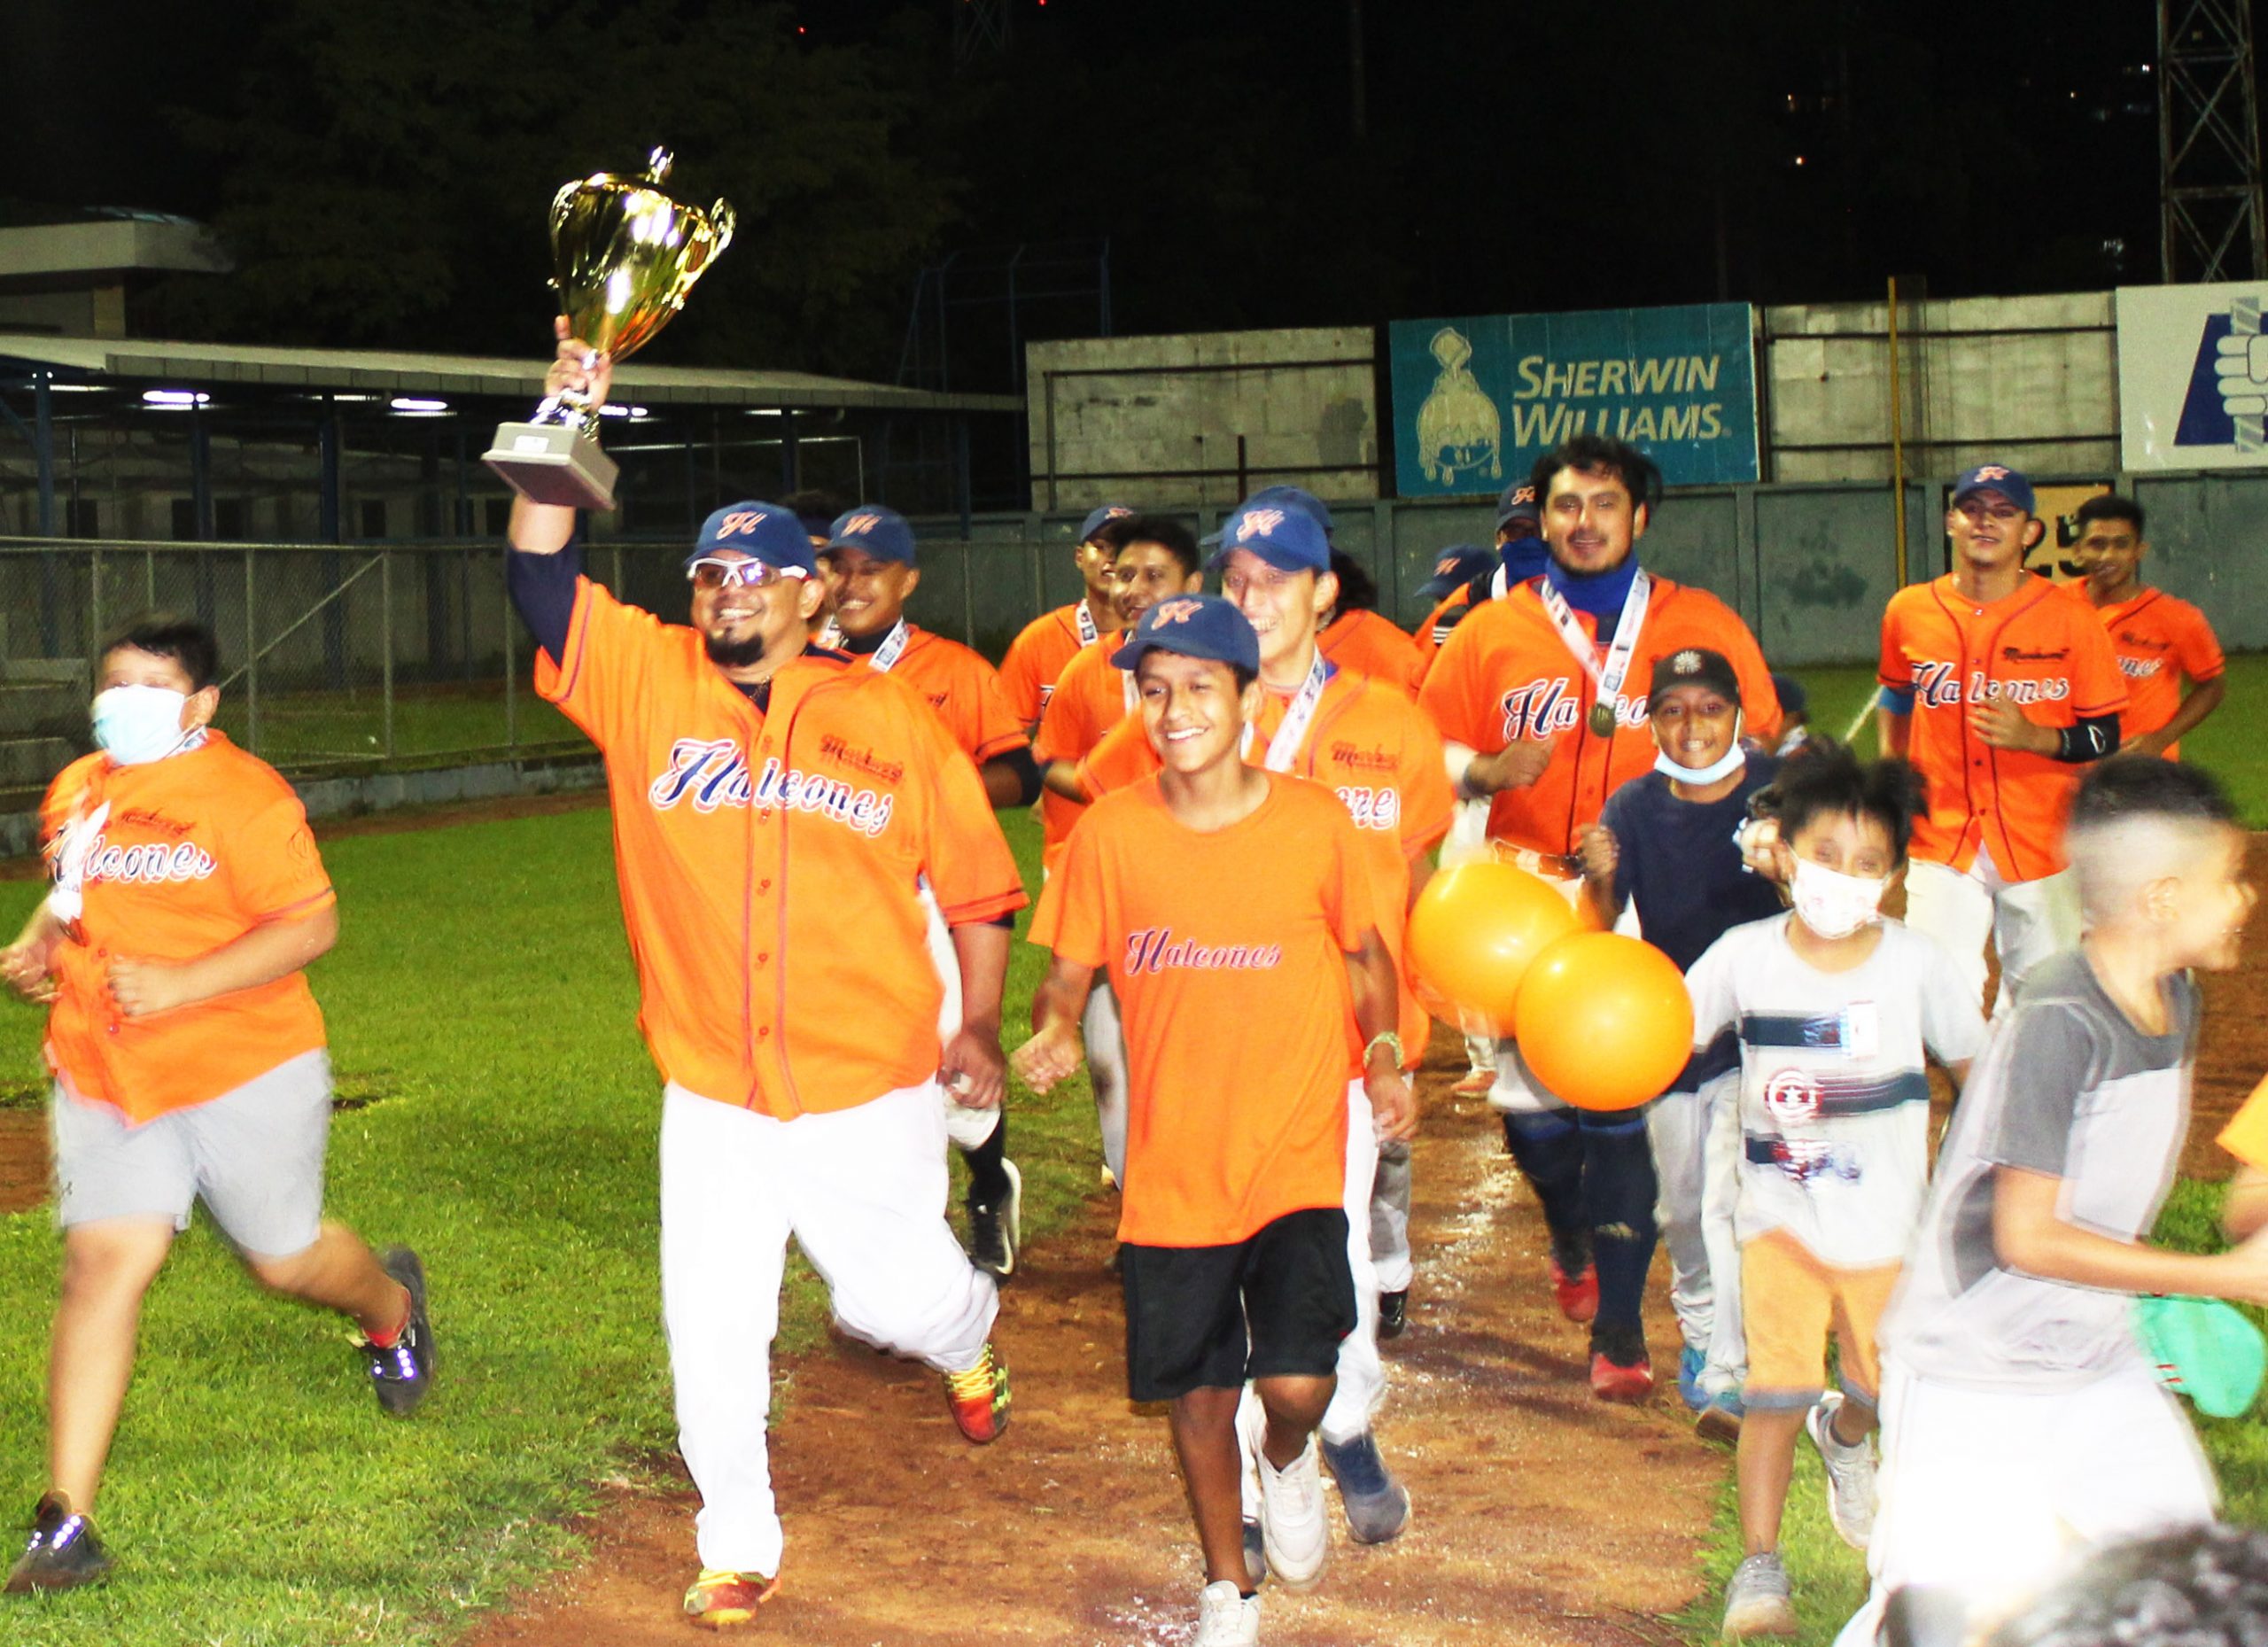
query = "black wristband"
xmin=2053 ymin=714 xmax=2118 ymax=764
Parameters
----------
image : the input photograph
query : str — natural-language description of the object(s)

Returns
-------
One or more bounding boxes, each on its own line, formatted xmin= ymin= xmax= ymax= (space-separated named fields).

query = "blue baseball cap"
xmin=1951 ymin=464 xmax=2036 ymax=517
xmin=1418 ymin=543 xmax=1495 ymax=601
xmin=1770 ymin=672 xmax=1807 ymax=718
xmin=691 ymin=501 xmax=819 ymax=575
xmin=1495 ymin=482 xmax=1542 ymax=532
xmin=1208 ymin=500 xmax=1332 ymax=573
xmin=1108 ymin=593 xmax=1261 ymax=676
xmin=824 ymin=504 xmax=918 ymax=565
xmin=1245 ymin=485 xmax=1332 ymax=532
xmin=1077 ymin=503 xmax=1136 ymax=543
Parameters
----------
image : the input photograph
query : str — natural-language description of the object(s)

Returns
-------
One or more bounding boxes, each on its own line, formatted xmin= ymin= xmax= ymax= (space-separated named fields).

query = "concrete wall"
xmin=1025 ymin=327 xmax=1378 ymax=511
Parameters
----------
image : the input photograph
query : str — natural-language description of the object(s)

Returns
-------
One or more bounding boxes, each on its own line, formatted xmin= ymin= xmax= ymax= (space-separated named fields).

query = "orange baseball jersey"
xmin=1320 ymin=608 xmax=1425 ymax=695
xmin=1418 ymin=576 xmax=1781 ymax=858
xmin=852 ymin=625 xmax=1029 ymax=766
xmin=1078 ymin=668 xmax=1454 ymax=1065
xmin=2219 ymin=1075 xmax=2268 ymax=1169
xmin=998 ymin=599 xmax=1115 ymax=726
xmin=1031 ymin=773 xmax=1374 ymax=1247
xmin=1030 ymin=633 xmax=1137 ymax=871
xmin=2095 ymin=588 xmax=2225 ymax=758
xmin=539 ymin=579 xmax=1027 ymax=1116
xmin=1879 ymin=576 xmax=2128 ymax=882
xmin=40 ymin=734 xmax=334 ymax=1124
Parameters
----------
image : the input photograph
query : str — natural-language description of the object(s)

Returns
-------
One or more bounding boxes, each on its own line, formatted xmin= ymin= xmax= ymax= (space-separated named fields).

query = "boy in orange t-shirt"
xmin=1015 ymin=594 xmax=1415 ymax=1647
xmin=0 ymin=615 xmax=431 ymax=1597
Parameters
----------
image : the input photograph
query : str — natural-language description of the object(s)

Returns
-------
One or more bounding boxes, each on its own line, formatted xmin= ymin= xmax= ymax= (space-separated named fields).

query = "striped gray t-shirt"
xmin=1885 ymin=950 xmax=2199 ymax=1392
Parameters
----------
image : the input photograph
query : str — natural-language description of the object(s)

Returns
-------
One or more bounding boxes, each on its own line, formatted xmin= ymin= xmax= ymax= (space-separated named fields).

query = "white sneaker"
xmin=1805 ymin=1390 xmax=1877 ymax=1550
xmin=1241 ymin=1400 xmax=1328 ymax=1590
xmin=1195 ymin=1579 xmax=1261 ymax=1647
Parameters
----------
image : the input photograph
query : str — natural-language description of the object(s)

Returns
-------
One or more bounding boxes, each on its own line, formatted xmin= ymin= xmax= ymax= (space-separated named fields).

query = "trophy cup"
xmin=483 ymin=147 xmax=734 ymax=510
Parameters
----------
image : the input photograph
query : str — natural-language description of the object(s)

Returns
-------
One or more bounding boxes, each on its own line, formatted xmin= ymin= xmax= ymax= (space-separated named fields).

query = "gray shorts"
xmin=51 ymin=1049 xmax=332 ymax=1259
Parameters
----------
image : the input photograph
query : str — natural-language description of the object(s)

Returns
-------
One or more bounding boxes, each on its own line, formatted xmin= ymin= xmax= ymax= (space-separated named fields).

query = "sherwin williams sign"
xmin=1388 ymin=302 xmax=1759 ymax=496
xmin=2116 ymin=281 xmax=2268 ymax=470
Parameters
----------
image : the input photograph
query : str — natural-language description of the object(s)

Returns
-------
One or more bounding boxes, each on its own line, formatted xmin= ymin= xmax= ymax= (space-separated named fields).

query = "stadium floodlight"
xmin=390 ymin=396 xmax=449 ymax=414
xmin=142 ymin=389 xmax=210 ymax=408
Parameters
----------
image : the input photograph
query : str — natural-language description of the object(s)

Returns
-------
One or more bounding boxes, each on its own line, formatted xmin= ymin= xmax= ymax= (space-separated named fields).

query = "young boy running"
xmin=1 ymin=614 xmax=432 ymax=1595
xmin=1685 ymin=744 xmax=1985 ymax=1639
xmin=1835 ymin=757 xmax=2268 ymax=1647
xmin=2071 ymin=493 xmax=2227 ymax=760
xmin=1014 ymin=594 xmax=1416 ymax=1647
xmin=1576 ymin=647 xmax=1788 ymax=1427
xmin=1074 ymin=499 xmax=1455 ymax=1537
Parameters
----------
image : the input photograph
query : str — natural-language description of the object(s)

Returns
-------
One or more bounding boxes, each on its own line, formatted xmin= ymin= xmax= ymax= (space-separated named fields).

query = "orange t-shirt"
xmin=851 ymin=625 xmax=1029 ymax=766
xmin=1031 ymin=635 xmax=1137 ymax=872
xmin=1079 ymin=667 xmax=1454 ymax=1064
xmin=1879 ymin=575 xmax=2128 ymax=882
xmin=1031 ymin=773 xmax=1375 ymax=1247
xmin=1320 ymin=609 xmax=1425 ymax=695
xmin=999 ymin=600 xmax=1115 ymax=726
xmin=539 ymin=580 xmax=1027 ymax=1116
xmin=2095 ymin=589 xmax=2225 ymax=759
xmin=41 ymin=734 xmax=334 ymax=1124
xmin=1418 ymin=574 xmax=1782 ymax=858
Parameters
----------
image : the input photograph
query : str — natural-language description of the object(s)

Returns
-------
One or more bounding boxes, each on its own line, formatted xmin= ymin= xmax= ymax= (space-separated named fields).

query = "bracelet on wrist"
xmin=1363 ymin=1030 xmax=1405 ymax=1069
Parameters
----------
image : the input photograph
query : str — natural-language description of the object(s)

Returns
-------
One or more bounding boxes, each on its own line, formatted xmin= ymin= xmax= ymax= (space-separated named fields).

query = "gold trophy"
xmin=483 ymin=147 xmax=734 ymax=510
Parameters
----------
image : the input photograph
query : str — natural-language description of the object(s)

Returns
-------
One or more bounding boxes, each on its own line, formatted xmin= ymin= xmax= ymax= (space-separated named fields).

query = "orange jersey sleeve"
xmin=535 ymin=578 xmax=1027 ymax=1116
xmin=1032 ymin=637 xmax=1134 ymax=874
xmin=877 ymin=630 xmax=1031 ymax=766
xmin=1035 ymin=775 xmax=1368 ymax=1247
xmin=998 ymin=604 xmax=1090 ymax=726
xmin=40 ymin=736 xmax=332 ymax=1123
xmin=1321 ymin=609 xmax=1426 ymax=695
xmin=2101 ymin=591 xmax=2225 ymax=754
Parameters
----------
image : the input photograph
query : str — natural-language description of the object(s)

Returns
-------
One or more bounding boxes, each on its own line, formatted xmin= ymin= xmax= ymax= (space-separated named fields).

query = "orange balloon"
xmin=1512 ymin=932 xmax=1694 ymax=1111
xmin=1404 ymin=862 xmax=1581 ymax=1035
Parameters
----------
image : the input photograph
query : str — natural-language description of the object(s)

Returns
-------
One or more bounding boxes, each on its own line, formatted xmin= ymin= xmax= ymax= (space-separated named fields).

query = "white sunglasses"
xmin=687 ymin=557 xmax=809 ymax=590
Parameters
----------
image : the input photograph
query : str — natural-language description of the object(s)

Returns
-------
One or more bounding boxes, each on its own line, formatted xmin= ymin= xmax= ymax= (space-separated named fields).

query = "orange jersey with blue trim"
xmin=539 ymin=579 xmax=1027 ymax=1116
xmin=999 ymin=600 xmax=1115 ymax=726
xmin=1031 ymin=634 xmax=1136 ymax=872
xmin=2094 ymin=588 xmax=2224 ymax=758
xmin=1418 ymin=575 xmax=1780 ymax=858
xmin=1320 ymin=609 xmax=1425 ymax=695
xmin=852 ymin=625 xmax=1030 ymax=766
xmin=40 ymin=734 xmax=334 ymax=1123
xmin=1878 ymin=574 xmax=2127 ymax=881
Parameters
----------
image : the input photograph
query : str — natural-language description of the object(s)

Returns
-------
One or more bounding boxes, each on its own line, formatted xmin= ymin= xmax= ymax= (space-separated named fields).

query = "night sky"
xmin=0 ymin=0 xmax=2211 ymax=383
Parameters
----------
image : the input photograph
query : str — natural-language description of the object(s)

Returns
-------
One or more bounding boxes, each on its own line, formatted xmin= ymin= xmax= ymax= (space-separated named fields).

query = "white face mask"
xmin=91 ymin=685 xmax=192 ymax=766
xmin=1653 ymin=710 xmax=1744 ymax=785
xmin=1788 ymin=856 xmax=1889 ymax=940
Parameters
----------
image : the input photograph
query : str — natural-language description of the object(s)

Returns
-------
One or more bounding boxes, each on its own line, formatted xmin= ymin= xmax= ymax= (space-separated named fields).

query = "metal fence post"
xmin=503 ymin=554 xmax=518 ymax=750
xmin=381 ymin=549 xmax=396 ymax=758
xmin=244 ymin=548 xmax=260 ymax=755
xmin=89 ymin=543 xmax=104 ymax=668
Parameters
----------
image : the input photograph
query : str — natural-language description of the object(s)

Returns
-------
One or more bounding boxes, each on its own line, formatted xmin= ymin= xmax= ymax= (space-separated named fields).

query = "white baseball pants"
xmin=1646 ymin=1067 xmax=1746 ymax=1395
xmin=918 ymin=881 xmax=1001 ymax=1151
xmin=1322 ymin=1079 xmax=1387 ymax=1445
xmin=1085 ymin=981 xmax=1130 ymax=1185
xmin=659 ymin=1081 xmax=999 ymax=1578
xmin=1831 ymin=1355 xmax=2217 ymax=1646
xmin=1900 ymin=847 xmax=2078 ymax=1019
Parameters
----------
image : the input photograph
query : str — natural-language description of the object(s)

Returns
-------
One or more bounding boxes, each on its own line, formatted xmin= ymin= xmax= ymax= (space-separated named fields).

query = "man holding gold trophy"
xmin=495 ymin=152 xmax=1023 ymax=1631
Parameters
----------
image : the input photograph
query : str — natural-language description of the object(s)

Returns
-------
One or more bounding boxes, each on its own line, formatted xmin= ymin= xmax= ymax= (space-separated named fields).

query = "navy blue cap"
xmin=1078 ymin=503 xmax=1136 ymax=543
xmin=691 ymin=501 xmax=819 ymax=574
xmin=1951 ymin=464 xmax=2036 ymax=517
xmin=1109 ymin=593 xmax=1261 ymax=676
xmin=1418 ymin=543 xmax=1495 ymax=601
xmin=1769 ymin=672 xmax=1807 ymax=718
xmin=1207 ymin=501 xmax=1332 ymax=573
xmin=1495 ymin=482 xmax=1542 ymax=531
xmin=1245 ymin=485 xmax=1332 ymax=531
xmin=824 ymin=504 xmax=918 ymax=565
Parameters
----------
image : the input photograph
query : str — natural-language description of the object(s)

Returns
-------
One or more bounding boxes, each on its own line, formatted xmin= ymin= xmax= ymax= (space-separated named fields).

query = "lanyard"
xmin=1537 ymin=569 xmax=1651 ymax=734
xmin=827 ymin=618 xmax=911 ymax=670
xmin=1241 ymin=649 xmax=1332 ymax=773
xmin=1076 ymin=600 xmax=1099 ymax=647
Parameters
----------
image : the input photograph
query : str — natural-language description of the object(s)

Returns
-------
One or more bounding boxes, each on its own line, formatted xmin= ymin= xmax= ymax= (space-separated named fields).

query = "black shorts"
xmin=1120 ymin=1207 xmax=1355 ymax=1403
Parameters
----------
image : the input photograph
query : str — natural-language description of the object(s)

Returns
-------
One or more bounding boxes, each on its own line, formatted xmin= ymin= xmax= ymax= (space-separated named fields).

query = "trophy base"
xmin=482 ymin=422 xmax=620 ymax=511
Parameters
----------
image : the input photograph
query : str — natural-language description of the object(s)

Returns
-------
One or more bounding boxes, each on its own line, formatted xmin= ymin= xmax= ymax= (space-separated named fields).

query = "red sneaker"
xmin=1451 ymin=1066 xmax=1497 ymax=1098
xmin=1590 ymin=1352 xmax=1654 ymax=1403
xmin=1550 ymin=1256 xmax=1598 ymax=1324
xmin=943 ymin=1342 xmax=1012 ymax=1444
xmin=683 ymin=1568 xmax=779 ymax=1628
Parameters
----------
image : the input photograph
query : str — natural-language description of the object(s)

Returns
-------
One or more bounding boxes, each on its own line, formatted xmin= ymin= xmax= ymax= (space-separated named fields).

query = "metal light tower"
xmin=953 ymin=0 xmax=1011 ymax=68
xmin=2159 ymin=0 xmax=2268 ymax=282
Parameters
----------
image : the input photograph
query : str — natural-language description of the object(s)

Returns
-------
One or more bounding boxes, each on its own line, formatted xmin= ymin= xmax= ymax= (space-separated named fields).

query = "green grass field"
xmin=0 ymin=806 xmax=1093 ymax=1647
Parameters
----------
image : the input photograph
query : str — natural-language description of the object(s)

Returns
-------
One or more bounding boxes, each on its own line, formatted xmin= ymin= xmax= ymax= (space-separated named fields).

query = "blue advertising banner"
xmin=1388 ymin=302 xmax=1759 ymax=496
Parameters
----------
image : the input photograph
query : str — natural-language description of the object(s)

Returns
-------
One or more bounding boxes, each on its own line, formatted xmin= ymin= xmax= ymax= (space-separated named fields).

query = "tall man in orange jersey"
xmin=818 ymin=502 xmax=1039 ymax=1277
xmin=998 ymin=502 xmax=1136 ymax=731
xmin=1418 ymin=433 xmax=1778 ymax=1381
xmin=1073 ymin=500 xmax=1453 ymax=1544
xmin=506 ymin=332 xmax=1024 ymax=1631
xmin=1878 ymin=465 xmax=2126 ymax=1015
xmin=2071 ymin=493 xmax=2227 ymax=759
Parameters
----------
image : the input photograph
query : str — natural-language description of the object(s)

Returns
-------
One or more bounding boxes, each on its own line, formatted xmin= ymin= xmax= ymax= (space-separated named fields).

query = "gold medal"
xmin=1588 ymin=701 xmax=1618 ymax=737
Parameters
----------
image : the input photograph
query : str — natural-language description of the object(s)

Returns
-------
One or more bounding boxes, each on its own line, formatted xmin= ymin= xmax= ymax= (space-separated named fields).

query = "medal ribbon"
xmin=1076 ymin=600 xmax=1099 ymax=647
xmin=853 ymin=618 xmax=913 ymax=674
xmin=1536 ymin=568 xmax=1651 ymax=734
xmin=1241 ymin=649 xmax=1332 ymax=773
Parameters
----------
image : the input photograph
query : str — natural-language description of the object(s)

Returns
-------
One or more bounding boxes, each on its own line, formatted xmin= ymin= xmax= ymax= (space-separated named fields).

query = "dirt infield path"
xmin=462 ymin=1061 xmax=1719 ymax=1647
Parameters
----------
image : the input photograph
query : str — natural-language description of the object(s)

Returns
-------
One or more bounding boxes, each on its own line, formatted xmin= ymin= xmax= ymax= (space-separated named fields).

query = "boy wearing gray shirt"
xmin=1836 ymin=759 xmax=2268 ymax=1647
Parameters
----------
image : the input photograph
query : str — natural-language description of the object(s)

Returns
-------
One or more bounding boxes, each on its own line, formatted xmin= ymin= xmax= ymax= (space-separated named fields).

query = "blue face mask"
xmin=91 ymin=686 xmax=191 ymax=765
